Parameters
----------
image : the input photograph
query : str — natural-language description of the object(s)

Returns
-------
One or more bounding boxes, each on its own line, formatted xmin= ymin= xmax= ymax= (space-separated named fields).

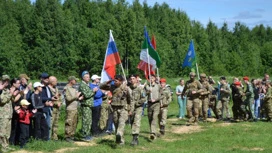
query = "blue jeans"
xmin=254 ymin=98 xmax=260 ymax=118
xmin=177 ymin=97 xmax=186 ymax=118
xmin=44 ymin=111 xmax=51 ymax=140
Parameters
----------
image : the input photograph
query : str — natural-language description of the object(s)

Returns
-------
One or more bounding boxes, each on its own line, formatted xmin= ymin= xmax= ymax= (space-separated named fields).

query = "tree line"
xmin=0 ymin=0 xmax=272 ymax=80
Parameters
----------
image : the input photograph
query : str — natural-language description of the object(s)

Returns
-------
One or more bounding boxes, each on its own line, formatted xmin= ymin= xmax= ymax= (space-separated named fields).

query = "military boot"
xmin=130 ymin=134 xmax=139 ymax=146
xmin=160 ymin=125 xmax=165 ymax=135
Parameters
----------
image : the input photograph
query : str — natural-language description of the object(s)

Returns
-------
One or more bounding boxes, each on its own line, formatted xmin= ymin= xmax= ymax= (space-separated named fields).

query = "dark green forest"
xmin=1 ymin=0 xmax=272 ymax=79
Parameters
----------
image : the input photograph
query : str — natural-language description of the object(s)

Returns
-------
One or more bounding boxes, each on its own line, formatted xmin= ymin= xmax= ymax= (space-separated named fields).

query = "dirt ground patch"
xmin=167 ymin=118 xmax=180 ymax=122
xmin=171 ymin=125 xmax=204 ymax=134
xmin=206 ymin=118 xmax=217 ymax=122
xmin=217 ymin=122 xmax=232 ymax=127
xmin=74 ymin=141 xmax=97 ymax=147
xmin=54 ymin=147 xmax=78 ymax=153
xmin=12 ymin=151 xmax=43 ymax=153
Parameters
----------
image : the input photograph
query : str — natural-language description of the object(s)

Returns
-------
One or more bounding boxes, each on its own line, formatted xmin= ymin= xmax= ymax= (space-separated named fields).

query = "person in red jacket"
xmin=15 ymin=99 xmax=37 ymax=148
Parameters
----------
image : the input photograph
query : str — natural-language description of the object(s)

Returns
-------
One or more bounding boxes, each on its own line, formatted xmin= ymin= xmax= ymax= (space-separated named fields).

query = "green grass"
xmin=10 ymin=78 xmax=272 ymax=153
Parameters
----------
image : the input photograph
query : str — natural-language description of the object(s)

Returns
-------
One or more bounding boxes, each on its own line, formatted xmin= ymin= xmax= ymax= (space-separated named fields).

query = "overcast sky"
xmin=126 ymin=0 xmax=272 ymax=30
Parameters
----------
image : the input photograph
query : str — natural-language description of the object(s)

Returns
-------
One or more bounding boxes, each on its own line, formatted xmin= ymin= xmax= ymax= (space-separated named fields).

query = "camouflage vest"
xmin=111 ymin=84 xmax=130 ymax=107
xmin=184 ymin=79 xmax=202 ymax=98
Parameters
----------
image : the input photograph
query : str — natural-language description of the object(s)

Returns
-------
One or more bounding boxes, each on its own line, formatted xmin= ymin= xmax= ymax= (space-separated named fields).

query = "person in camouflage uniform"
xmin=158 ymin=78 xmax=172 ymax=135
xmin=145 ymin=74 xmax=163 ymax=140
xmin=100 ymin=75 xmax=131 ymax=145
xmin=0 ymin=75 xmax=16 ymax=152
xmin=263 ymin=81 xmax=272 ymax=121
xmin=216 ymin=76 xmax=231 ymax=120
xmin=182 ymin=72 xmax=203 ymax=124
xmin=48 ymin=76 xmax=62 ymax=140
xmin=207 ymin=76 xmax=218 ymax=118
xmin=64 ymin=76 xmax=83 ymax=142
xmin=129 ymin=74 xmax=146 ymax=146
xmin=79 ymin=71 xmax=97 ymax=141
xmin=99 ymin=89 xmax=111 ymax=131
xmin=243 ymin=76 xmax=256 ymax=121
xmin=232 ymin=81 xmax=246 ymax=121
xmin=199 ymin=73 xmax=213 ymax=121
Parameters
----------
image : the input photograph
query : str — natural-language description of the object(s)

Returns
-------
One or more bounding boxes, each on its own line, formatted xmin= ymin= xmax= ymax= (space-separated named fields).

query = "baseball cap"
xmin=33 ymin=82 xmax=44 ymax=88
xmin=40 ymin=72 xmax=49 ymax=79
xmin=20 ymin=99 xmax=31 ymax=106
xmin=91 ymin=75 xmax=101 ymax=80
xmin=160 ymin=78 xmax=166 ymax=83
xmin=81 ymin=71 xmax=89 ymax=78
xmin=2 ymin=75 xmax=10 ymax=81
xmin=19 ymin=74 xmax=30 ymax=80
xmin=68 ymin=76 xmax=79 ymax=81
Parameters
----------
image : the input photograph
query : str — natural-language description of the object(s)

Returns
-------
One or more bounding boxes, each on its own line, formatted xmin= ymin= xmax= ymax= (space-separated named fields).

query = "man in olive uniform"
xmin=79 ymin=71 xmax=97 ymax=141
xmin=263 ymin=81 xmax=272 ymax=121
xmin=199 ymin=73 xmax=213 ymax=121
xmin=158 ymin=78 xmax=172 ymax=135
xmin=182 ymin=72 xmax=203 ymax=124
xmin=232 ymin=81 xmax=246 ymax=121
xmin=216 ymin=76 xmax=231 ymax=120
xmin=129 ymin=74 xmax=146 ymax=146
xmin=64 ymin=76 xmax=83 ymax=142
xmin=100 ymin=75 xmax=131 ymax=145
xmin=48 ymin=76 xmax=62 ymax=140
xmin=145 ymin=74 xmax=163 ymax=140
xmin=243 ymin=76 xmax=256 ymax=121
xmin=0 ymin=75 xmax=16 ymax=152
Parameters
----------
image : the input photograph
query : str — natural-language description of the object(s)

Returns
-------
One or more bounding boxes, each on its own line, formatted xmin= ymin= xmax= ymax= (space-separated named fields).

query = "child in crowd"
xmin=15 ymin=99 xmax=37 ymax=148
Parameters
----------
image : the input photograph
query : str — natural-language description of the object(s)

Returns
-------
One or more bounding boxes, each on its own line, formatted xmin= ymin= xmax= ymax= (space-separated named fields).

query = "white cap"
xmin=33 ymin=82 xmax=44 ymax=88
xmin=91 ymin=75 xmax=101 ymax=80
xmin=20 ymin=99 xmax=31 ymax=106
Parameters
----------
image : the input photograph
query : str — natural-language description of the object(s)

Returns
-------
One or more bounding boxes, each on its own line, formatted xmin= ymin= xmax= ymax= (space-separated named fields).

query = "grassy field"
xmin=10 ymin=78 xmax=272 ymax=153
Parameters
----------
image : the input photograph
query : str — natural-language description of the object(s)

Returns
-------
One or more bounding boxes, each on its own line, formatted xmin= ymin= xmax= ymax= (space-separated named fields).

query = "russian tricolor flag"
xmin=101 ymin=30 xmax=121 ymax=83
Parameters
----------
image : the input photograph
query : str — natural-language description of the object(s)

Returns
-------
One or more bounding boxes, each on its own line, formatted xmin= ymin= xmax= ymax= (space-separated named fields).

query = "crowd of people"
xmin=1 ymin=71 xmax=272 ymax=152
xmin=0 ymin=71 xmax=172 ymax=152
xmin=176 ymin=72 xmax=272 ymax=124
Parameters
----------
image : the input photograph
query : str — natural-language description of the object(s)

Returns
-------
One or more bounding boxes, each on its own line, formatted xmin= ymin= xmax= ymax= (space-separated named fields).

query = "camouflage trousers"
xmin=186 ymin=97 xmax=200 ymax=123
xmin=51 ymin=107 xmax=60 ymax=140
xmin=200 ymin=97 xmax=209 ymax=120
xmin=0 ymin=118 xmax=11 ymax=149
xmin=159 ymin=106 xmax=168 ymax=126
xmin=216 ymin=100 xmax=230 ymax=119
xmin=99 ymin=102 xmax=109 ymax=130
xmin=112 ymin=106 xmax=128 ymax=144
xmin=209 ymin=97 xmax=217 ymax=118
xmin=81 ymin=106 xmax=92 ymax=137
xmin=148 ymin=102 xmax=160 ymax=135
xmin=264 ymin=100 xmax=272 ymax=121
xmin=65 ymin=109 xmax=78 ymax=139
xmin=131 ymin=106 xmax=143 ymax=135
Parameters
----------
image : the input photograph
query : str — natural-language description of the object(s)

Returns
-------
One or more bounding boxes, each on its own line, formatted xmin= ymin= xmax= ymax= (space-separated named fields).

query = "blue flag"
xmin=182 ymin=40 xmax=196 ymax=70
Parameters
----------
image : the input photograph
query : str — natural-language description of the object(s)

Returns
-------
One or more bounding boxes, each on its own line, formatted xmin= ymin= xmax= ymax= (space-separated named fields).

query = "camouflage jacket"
xmin=264 ymin=87 xmax=272 ymax=102
xmin=130 ymin=84 xmax=146 ymax=111
xmin=79 ymin=81 xmax=94 ymax=107
xmin=161 ymin=87 xmax=172 ymax=107
xmin=0 ymin=88 xmax=12 ymax=118
xmin=200 ymin=80 xmax=213 ymax=98
xmin=63 ymin=84 xmax=78 ymax=110
xmin=244 ymin=83 xmax=254 ymax=100
xmin=219 ymin=83 xmax=231 ymax=101
xmin=49 ymin=86 xmax=62 ymax=107
xmin=182 ymin=79 xmax=203 ymax=98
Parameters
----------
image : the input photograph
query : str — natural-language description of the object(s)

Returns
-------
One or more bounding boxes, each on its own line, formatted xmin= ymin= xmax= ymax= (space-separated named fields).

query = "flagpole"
xmin=147 ymin=47 xmax=153 ymax=100
xmin=156 ymin=68 xmax=160 ymax=79
xmin=196 ymin=63 xmax=200 ymax=80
